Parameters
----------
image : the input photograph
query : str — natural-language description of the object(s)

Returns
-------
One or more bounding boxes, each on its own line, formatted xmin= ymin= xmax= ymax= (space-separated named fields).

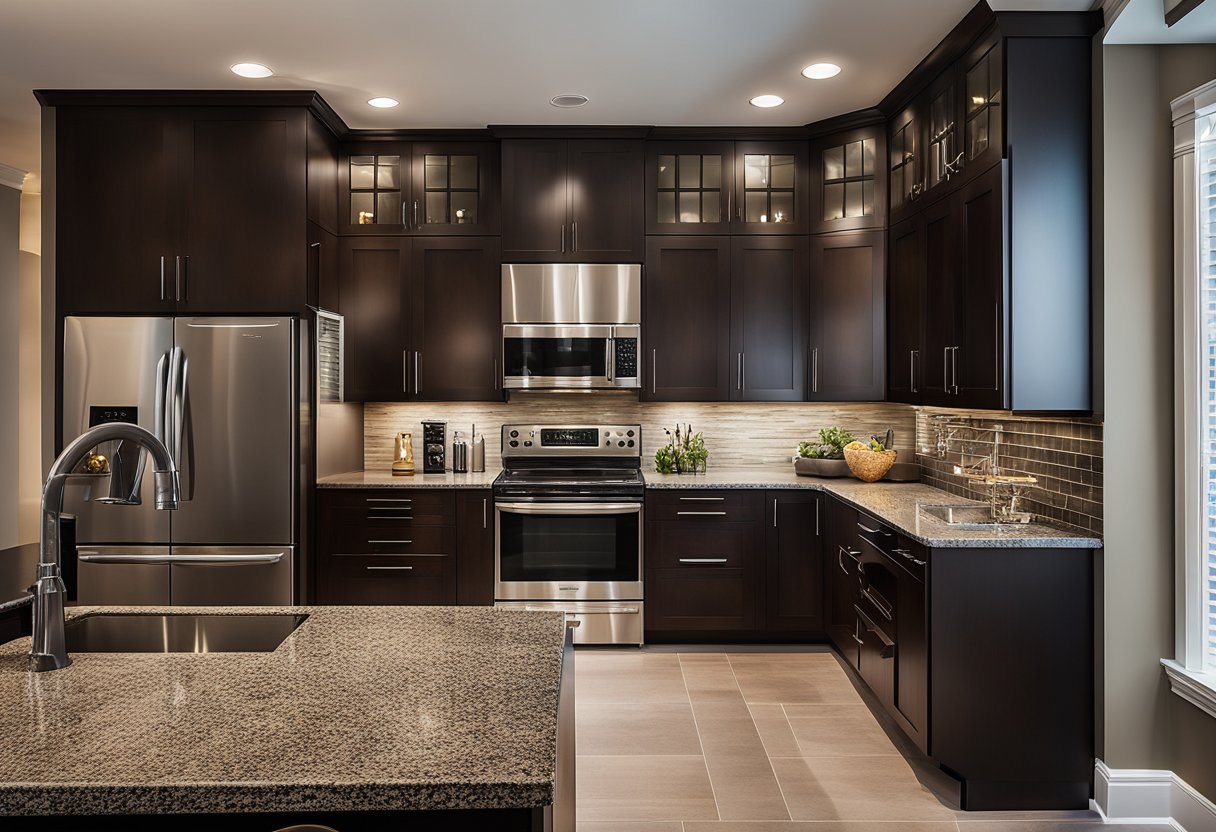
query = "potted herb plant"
xmin=794 ymin=427 xmax=855 ymax=478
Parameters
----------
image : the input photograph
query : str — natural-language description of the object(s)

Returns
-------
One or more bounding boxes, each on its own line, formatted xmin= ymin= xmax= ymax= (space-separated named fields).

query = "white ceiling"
xmin=1105 ymin=0 xmax=1216 ymax=42
xmin=0 ymin=0 xmax=1096 ymax=191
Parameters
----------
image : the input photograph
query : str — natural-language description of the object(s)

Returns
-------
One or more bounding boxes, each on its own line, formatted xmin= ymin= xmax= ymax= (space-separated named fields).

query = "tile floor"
xmin=574 ymin=650 xmax=1160 ymax=832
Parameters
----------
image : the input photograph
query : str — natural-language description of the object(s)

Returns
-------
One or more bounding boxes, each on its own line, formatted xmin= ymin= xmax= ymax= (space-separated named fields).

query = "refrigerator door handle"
xmin=154 ymin=352 xmax=170 ymax=448
xmin=77 ymin=552 xmax=172 ymax=564
xmin=169 ymin=552 xmax=285 ymax=565
xmin=167 ymin=346 xmax=192 ymax=500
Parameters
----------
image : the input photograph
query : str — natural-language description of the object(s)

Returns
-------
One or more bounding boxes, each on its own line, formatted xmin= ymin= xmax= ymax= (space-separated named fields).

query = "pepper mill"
xmin=451 ymin=431 xmax=469 ymax=474
xmin=392 ymin=431 xmax=415 ymax=476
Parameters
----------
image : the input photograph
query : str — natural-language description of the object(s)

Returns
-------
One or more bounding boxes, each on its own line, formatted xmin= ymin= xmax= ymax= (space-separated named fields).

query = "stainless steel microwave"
xmin=502 ymin=264 xmax=641 ymax=390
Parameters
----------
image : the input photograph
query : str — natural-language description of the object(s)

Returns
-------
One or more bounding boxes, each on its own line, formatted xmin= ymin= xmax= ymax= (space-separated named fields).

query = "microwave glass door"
xmin=498 ymin=505 xmax=640 ymax=583
xmin=502 ymin=337 xmax=608 ymax=382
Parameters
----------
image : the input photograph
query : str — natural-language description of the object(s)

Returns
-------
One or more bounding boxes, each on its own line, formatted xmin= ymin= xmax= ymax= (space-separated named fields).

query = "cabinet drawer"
xmin=647 ymin=490 xmax=763 ymax=522
xmin=318 ymin=552 xmax=456 ymax=606
xmin=324 ymin=552 xmax=448 ymax=579
xmin=322 ymin=490 xmax=457 ymax=525
xmin=325 ymin=524 xmax=454 ymax=557
xmin=646 ymin=567 xmax=755 ymax=631
xmin=647 ymin=521 xmax=757 ymax=569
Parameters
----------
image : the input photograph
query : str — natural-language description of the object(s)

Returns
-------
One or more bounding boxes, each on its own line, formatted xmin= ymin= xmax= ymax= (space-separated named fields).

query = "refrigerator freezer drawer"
xmin=169 ymin=546 xmax=294 ymax=606
xmin=76 ymin=546 xmax=171 ymax=606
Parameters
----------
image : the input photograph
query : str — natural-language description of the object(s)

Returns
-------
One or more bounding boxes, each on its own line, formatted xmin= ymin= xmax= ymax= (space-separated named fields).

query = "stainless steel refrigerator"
xmin=62 ymin=316 xmax=299 ymax=606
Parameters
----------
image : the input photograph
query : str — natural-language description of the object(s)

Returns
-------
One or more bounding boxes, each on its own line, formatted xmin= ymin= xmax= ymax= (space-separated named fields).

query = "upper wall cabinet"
xmin=53 ymin=103 xmax=326 ymax=317
xmin=810 ymin=125 xmax=886 ymax=234
xmin=733 ymin=142 xmax=810 ymax=235
xmin=501 ymin=139 xmax=644 ymax=262
xmin=339 ymin=141 xmax=500 ymax=236
xmin=808 ymin=231 xmax=885 ymax=402
xmin=888 ymin=100 xmax=924 ymax=226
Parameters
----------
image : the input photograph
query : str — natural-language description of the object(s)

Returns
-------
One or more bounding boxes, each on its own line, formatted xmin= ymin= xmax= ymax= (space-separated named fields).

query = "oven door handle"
xmin=495 ymin=501 xmax=642 ymax=515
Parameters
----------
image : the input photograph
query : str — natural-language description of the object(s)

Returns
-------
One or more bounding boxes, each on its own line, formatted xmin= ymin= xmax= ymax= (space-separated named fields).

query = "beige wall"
xmin=0 ymin=183 xmax=19 ymax=549
xmin=1100 ymin=43 xmax=1216 ymax=787
xmin=18 ymin=191 xmax=40 ymax=543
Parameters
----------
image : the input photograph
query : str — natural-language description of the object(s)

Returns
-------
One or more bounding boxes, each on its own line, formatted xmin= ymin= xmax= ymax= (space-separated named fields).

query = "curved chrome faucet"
xmin=30 ymin=422 xmax=179 ymax=672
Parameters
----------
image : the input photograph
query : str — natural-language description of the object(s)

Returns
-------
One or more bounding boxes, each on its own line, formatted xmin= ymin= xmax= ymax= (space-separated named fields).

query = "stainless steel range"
xmin=493 ymin=424 xmax=644 ymax=645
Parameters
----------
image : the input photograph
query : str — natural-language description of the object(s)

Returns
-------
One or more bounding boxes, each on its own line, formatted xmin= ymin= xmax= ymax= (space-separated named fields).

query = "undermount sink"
xmin=64 ymin=613 xmax=308 ymax=654
xmin=919 ymin=503 xmax=1027 ymax=529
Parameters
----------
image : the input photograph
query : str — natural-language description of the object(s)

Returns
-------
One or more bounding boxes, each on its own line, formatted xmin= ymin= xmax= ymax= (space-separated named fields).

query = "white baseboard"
xmin=1094 ymin=760 xmax=1216 ymax=830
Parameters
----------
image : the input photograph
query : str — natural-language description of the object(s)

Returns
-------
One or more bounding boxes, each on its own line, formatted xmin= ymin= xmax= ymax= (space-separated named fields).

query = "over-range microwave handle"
xmin=606 ymin=337 xmax=614 ymax=382
xmin=495 ymin=501 xmax=641 ymax=515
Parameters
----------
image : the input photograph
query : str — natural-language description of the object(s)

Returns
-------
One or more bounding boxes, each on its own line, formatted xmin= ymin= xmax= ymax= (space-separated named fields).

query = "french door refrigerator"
xmin=62 ymin=316 xmax=298 ymax=605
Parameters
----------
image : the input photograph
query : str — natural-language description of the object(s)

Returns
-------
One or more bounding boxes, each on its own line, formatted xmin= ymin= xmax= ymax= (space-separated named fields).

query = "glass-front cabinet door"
xmin=733 ymin=141 xmax=809 ymax=234
xmin=889 ymin=102 xmax=922 ymax=223
xmin=926 ymin=73 xmax=961 ymax=194
xmin=410 ymin=142 xmax=500 ymax=235
xmin=342 ymin=143 xmax=409 ymax=233
xmin=811 ymin=125 xmax=885 ymax=233
xmin=645 ymin=141 xmax=734 ymax=234
xmin=962 ymin=35 xmax=1003 ymax=182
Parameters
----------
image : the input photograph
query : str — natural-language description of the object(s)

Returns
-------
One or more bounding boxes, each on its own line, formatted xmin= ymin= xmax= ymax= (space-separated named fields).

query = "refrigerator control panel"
xmin=89 ymin=405 xmax=137 ymax=427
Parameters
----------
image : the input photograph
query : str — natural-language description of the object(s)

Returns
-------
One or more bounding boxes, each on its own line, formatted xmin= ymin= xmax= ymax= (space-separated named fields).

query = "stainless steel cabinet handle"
xmin=852 ymin=632 xmax=866 ymax=646
xmin=816 ymin=499 xmax=821 ymax=536
xmin=160 ymin=256 xmax=166 ymax=301
xmin=561 ymin=224 xmax=565 ymax=254
xmin=367 ymin=498 xmax=412 ymax=503
xmin=482 ymin=497 xmax=487 ymax=529
xmin=651 ymin=349 xmax=657 ymax=394
xmin=679 ymin=496 xmax=725 ymax=501
xmin=951 ymin=346 xmax=959 ymax=395
xmin=367 ymin=565 xmax=414 ymax=571
xmin=943 ymin=347 xmax=949 ymax=394
xmin=861 ymin=586 xmax=894 ymax=620
xmin=403 ymin=350 xmax=409 ymax=393
xmin=414 ymin=351 xmax=421 ymax=396
xmin=368 ymin=539 xmax=413 ymax=544
xmin=857 ymin=522 xmax=882 ymax=534
xmin=741 ymin=352 xmax=745 ymax=391
xmin=414 ymin=200 xmax=419 ymax=229
xmin=838 ymin=546 xmax=860 ymax=574
xmin=679 ymin=558 xmax=728 ymax=564
xmin=773 ymin=498 xmax=778 ymax=528
xmin=402 ymin=202 xmax=408 ymax=227
xmin=573 ymin=220 xmax=577 ymax=252
xmin=910 ymin=349 xmax=918 ymax=394
xmin=368 ymin=515 xmax=413 ymax=521
xmin=812 ymin=347 xmax=819 ymax=394
xmin=365 ymin=505 xmax=413 ymax=511
xmin=175 ymin=255 xmax=182 ymax=302
xmin=677 ymin=510 xmax=727 ymax=516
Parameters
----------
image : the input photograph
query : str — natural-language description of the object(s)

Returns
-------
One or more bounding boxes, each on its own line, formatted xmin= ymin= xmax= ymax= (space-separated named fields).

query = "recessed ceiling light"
xmin=367 ymin=97 xmax=399 ymax=109
xmin=231 ymin=62 xmax=273 ymax=79
xmin=802 ymin=63 xmax=842 ymax=80
xmin=750 ymin=94 xmax=785 ymax=108
xmin=550 ymin=94 xmax=589 ymax=108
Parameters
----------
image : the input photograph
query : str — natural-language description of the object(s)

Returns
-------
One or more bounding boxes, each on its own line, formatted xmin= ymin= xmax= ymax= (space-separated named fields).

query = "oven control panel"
xmin=501 ymin=424 xmax=641 ymax=457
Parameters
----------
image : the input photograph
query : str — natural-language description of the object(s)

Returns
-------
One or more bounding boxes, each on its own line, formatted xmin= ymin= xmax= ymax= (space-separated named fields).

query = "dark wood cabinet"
xmin=645 ymin=141 xmax=734 ymax=235
xmin=307 ymin=113 xmax=339 ymax=234
xmin=410 ymin=237 xmax=502 ymax=401
xmin=810 ymin=125 xmax=886 ymax=234
xmin=501 ymin=139 xmax=643 ymax=262
xmin=960 ymin=32 xmax=1003 ymax=184
xmin=954 ymin=164 xmax=1005 ymax=409
xmin=730 ymin=236 xmax=807 ymax=401
xmin=808 ymin=232 xmax=885 ymax=402
xmin=308 ymin=223 xmax=340 ymax=313
xmin=456 ymin=489 xmax=494 ymax=605
xmin=642 ymin=237 xmax=731 ymax=401
xmin=825 ymin=496 xmax=861 ymax=666
xmin=919 ymin=196 xmax=957 ymax=404
xmin=886 ymin=218 xmax=923 ymax=404
xmin=763 ymin=491 xmax=824 ymax=633
xmin=341 ymin=142 xmax=499 ymax=236
xmin=733 ymin=141 xmax=810 ymax=234
xmin=341 ymin=236 xmax=503 ymax=403
xmin=55 ymin=104 xmax=315 ymax=316
xmin=888 ymin=99 xmax=924 ymax=227
xmin=316 ymin=489 xmax=457 ymax=605
xmin=893 ymin=547 xmax=928 ymax=753
xmin=340 ymin=237 xmax=410 ymax=402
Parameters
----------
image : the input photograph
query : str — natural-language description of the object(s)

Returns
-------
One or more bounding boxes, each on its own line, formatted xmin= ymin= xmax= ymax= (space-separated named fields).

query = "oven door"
xmin=502 ymin=324 xmax=613 ymax=390
xmin=496 ymin=501 xmax=643 ymax=600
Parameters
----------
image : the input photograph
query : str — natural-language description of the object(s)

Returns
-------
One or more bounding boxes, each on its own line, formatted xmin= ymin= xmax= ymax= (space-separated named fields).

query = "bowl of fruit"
xmin=843 ymin=437 xmax=898 ymax=483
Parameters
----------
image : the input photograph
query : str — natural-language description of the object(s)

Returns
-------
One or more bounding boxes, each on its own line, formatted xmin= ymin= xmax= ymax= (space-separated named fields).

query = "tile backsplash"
xmin=914 ymin=408 xmax=1103 ymax=535
xmin=363 ymin=396 xmax=916 ymax=472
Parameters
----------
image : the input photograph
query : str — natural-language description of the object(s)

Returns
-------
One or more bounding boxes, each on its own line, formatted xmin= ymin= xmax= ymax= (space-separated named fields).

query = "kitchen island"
xmin=0 ymin=605 xmax=573 ymax=831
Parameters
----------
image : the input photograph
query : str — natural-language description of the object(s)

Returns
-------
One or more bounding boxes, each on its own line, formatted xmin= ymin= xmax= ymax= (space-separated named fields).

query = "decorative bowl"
xmin=794 ymin=457 xmax=851 ymax=478
xmin=843 ymin=447 xmax=898 ymax=482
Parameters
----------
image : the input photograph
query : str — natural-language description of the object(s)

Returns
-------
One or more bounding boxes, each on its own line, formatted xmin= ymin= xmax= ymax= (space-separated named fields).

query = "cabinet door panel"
xmin=340 ymin=142 xmax=411 ymax=234
xmin=643 ymin=237 xmax=731 ymax=401
xmin=179 ymin=108 xmax=307 ymax=313
xmin=809 ymin=232 xmax=885 ymax=401
xmin=501 ymin=140 xmax=567 ymax=260
xmin=456 ymin=490 xmax=494 ymax=605
xmin=765 ymin=491 xmax=824 ymax=632
xmin=646 ymin=568 xmax=756 ymax=631
xmin=956 ymin=164 xmax=1006 ymax=409
xmin=55 ymin=107 xmax=178 ymax=314
xmin=921 ymin=198 xmax=957 ymax=405
xmin=340 ymin=237 xmax=410 ymax=402
xmin=733 ymin=141 xmax=809 ymax=234
xmin=645 ymin=141 xmax=734 ymax=235
xmin=826 ymin=496 xmax=861 ymax=664
xmin=811 ymin=126 xmax=886 ymax=234
xmin=410 ymin=142 xmax=500 ymax=236
xmin=730 ymin=236 xmax=807 ymax=401
xmin=410 ymin=237 xmax=502 ymax=401
xmin=568 ymin=140 xmax=644 ymax=261
xmin=895 ymin=568 xmax=929 ymax=753
xmin=886 ymin=218 xmax=923 ymax=403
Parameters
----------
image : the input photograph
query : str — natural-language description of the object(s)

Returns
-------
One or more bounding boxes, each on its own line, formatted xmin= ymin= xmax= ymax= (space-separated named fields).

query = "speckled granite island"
xmin=0 ymin=605 xmax=574 ymax=831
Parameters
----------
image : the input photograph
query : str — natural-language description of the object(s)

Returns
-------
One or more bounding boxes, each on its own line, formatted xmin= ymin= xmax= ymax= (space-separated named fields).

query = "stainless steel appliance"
xmin=501 ymin=264 xmax=641 ymax=390
xmin=494 ymin=423 xmax=644 ymax=645
xmin=62 ymin=315 xmax=301 ymax=606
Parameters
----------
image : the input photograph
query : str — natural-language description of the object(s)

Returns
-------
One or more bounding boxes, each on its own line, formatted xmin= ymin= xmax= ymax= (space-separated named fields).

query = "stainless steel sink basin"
xmin=64 ymin=613 xmax=308 ymax=654
xmin=921 ymin=503 xmax=996 ymax=525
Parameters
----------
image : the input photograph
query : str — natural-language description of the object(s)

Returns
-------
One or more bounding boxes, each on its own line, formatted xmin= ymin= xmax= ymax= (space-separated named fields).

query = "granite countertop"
xmin=646 ymin=466 xmax=1101 ymax=549
xmin=0 ymin=605 xmax=567 ymax=817
xmin=318 ymin=470 xmax=501 ymax=489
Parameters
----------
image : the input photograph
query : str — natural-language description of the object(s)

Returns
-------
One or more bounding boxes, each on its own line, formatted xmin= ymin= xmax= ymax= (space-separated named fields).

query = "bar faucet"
xmin=30 ymin=423 xmax=180 ymax=672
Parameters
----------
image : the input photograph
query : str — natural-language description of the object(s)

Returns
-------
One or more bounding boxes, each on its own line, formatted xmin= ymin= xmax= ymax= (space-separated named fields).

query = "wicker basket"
xmin=843 ymin=447 xmax=898 ymax=482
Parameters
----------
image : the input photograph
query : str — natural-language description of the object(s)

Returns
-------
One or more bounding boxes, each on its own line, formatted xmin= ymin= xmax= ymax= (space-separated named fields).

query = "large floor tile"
xmin=577 ymin=658 xmax=690 ymax=705
xmin=703 ymin=755 xmax=791 ymax=821
xmin=576 ymin=702 xmax=702 ymax=756
xmin=577 ymin=755 xmax=718 ymax=821
xmin=577 ymin=823 xmax=684 ymax=832
xmin=734 ymin=671 xmax=863 ymax=704
xmin=784 ymin=705 xmax=899 ymax=757
xmin=770 ymin=756 xmax=956 ymax=821
xmin=577 ymin=651 xmax=683 ymax=673
xmin=748 ymin=703 xmax=802 ymax=756
xmin=693 ymin=707 xmax=771 ymax=758
xmin=684 ymin=823 xmax=958 ymax=832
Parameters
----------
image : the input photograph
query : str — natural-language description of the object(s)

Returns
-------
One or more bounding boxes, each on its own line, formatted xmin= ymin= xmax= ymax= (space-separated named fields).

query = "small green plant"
xmin=656 ymin=424 xmax=709 ymax=474
xmin=798 ymin=426 xmax=856 ymax=460
xmin=655 ymin=444 xmax=677 ymax=474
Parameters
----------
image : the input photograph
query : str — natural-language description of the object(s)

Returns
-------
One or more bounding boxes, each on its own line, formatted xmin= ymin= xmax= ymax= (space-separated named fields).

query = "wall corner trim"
xmin=0 ymin=164 xmax=26 ymax=192
xmin=1094 ymin=760 xmax=1216 ymax=831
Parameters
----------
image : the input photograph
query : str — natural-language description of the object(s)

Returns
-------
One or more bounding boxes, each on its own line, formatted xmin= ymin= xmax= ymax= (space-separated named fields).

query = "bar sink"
xmin=918 ymin=503 xmax=1034 ymax=529
xmin=64 ymin=613 xmax=308 ymax=654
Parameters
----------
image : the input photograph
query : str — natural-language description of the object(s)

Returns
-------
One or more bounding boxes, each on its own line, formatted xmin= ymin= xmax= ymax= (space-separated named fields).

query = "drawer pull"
xmin=679 ymin=557 xmax=728 ymax=564
xmin=860 ymin=586 xmax=894 ymax=621
xmin=368 ymin=515 xmax=413 ymax=521
xmin=365 ymin=506 xmax=413 ymax=511
xmin=334 ymin=553 xmax=447 ymax=558
xmin=367 ymin=498 xmax=413 ymax=503
xmin=852 ymin=633 xmax=865 ymax=645
xmin=368 ymin=539 xmax=412 ymax=544
xmin=857 ymin=521 xmax=893 ymax=536
xmin=678 ymin=496 xmax=725 ymax=502
xmin=367 ymin=565 xmax=413 ymax=571
xmin=676 ymin=511 xmax=727 ymax=516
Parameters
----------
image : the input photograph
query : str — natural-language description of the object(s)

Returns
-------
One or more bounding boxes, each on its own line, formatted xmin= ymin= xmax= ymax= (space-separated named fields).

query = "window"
xmin=1166 ymin=88 xmax=1216 ymax=718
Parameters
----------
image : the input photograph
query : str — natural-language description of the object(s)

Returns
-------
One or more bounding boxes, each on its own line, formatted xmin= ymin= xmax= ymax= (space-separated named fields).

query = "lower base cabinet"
xmin=317 ymin=488 xmax=494 ymax=606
